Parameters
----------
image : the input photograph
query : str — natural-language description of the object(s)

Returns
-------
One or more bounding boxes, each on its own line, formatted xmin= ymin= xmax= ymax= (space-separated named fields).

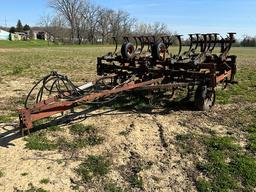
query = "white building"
xmin=0 ymin=29 xmax=9 ymax=40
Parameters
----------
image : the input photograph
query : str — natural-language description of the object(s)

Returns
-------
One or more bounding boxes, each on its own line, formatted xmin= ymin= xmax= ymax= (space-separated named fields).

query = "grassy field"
xmin=0 ymin=41 xmax=256 ymax=191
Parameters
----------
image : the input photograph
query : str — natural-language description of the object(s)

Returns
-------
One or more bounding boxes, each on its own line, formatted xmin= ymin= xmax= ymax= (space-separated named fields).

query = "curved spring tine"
xmin=228 ymin=32 xmax=236 ymax=40
xmin=145 ymin=36 xmax=151 ymax=51
xmin=206 ymin=34 xmax=212 ymax=52
xmin=193 ymin=33 xmax=200 ymax=51
xmin=220 ymin=35 xmax=226 ymax=53
xmin=123 ymin=36 xmax=129 ymax=43
xmin=209 ymin=33 xmax=219 ymax=52
xmin=149 ymin=35 xmax=156 ymax=43
xmin=175 ymin=35 xmax=183 ymax=56
xmin=133 ymin=36 xmax=138 ymax=51
xmin=138 ymin=36 xmax=145 ymax=54
xmin=224 ymin=33 xmax=236 ymax=53
xmin=112 ymin=37 xmax=118 ymax=54
xmin=200 ymin=34 xmax=208 ymax=53
xmin=188 ymin=34 xmax=194 ymax=52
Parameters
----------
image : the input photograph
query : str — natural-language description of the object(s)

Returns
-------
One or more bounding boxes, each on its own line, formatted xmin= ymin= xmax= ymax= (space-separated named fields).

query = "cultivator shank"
xmin=19 ymin=32 xmax=237 ymax=135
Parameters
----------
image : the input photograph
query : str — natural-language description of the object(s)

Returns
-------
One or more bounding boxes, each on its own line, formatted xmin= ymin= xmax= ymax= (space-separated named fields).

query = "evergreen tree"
xmin=23 ymin=24 xmax=30 ymax=31
xmin=16 ymin=19 xmax=23 ymax=32
xmin=9 ymin=26 xmax=16 ymax=33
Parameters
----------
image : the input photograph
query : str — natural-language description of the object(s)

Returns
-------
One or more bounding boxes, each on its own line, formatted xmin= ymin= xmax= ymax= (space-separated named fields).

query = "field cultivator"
xmin=19 ymin=33 xmax=237 ymax=135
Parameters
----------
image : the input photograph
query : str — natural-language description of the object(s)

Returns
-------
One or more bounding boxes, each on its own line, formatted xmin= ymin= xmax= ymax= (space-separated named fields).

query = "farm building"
xmin=0 ymin=29 xmax=9 ymax=40
xmin=33 ymin=30 xmax=48 ymax=40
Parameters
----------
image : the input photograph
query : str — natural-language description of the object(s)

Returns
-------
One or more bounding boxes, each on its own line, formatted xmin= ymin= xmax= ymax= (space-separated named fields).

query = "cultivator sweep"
xmin=19 ymin=33 xmax=237 ymax=135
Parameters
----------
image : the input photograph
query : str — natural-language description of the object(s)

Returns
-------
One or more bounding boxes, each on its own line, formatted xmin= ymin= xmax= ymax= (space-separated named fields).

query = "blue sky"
xmin=0 ymin=0 xmax=255 ymax=39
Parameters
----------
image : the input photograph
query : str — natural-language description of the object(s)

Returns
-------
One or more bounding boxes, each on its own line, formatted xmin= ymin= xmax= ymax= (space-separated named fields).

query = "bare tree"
xmin=48 ymin=0 xmax=84 ymax=43
xmin=79 ymin=3 xmax=100 ymax=44
xmin=46 ymin=0 xmax=171 ymax=44
xmin=40 ymin=14 xmax=68 ymax=43
xmin=111 ymin=10 xmax=136 ymax=42
xmin=134 ymin=22 xmax=171 ymax=37
xmin=96 ymin=8 xmax=114 ymax=44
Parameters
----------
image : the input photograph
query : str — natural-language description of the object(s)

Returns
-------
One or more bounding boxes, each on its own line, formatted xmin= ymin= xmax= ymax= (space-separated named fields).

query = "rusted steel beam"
xmin=216 ymin=70 xmax=232 ymax=83
xmin=136 ymin=82 xmax=196 ymax=90
xmin=19 ymin=77 xmax=164 ymax=135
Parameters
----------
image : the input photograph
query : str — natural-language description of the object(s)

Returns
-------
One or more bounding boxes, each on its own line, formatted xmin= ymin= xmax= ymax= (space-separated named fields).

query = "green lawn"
xmin=0 ymin=40 xmax=51 ymax=48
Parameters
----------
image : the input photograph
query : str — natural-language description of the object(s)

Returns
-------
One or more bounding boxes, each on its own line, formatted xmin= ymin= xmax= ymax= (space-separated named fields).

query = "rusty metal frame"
xmin=18 ymin=33 xmax=237 ymax=135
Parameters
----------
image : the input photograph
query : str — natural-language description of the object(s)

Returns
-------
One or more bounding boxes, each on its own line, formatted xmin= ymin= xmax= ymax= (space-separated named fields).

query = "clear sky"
xmin=0 ymin=0 xmax=255 ymax=39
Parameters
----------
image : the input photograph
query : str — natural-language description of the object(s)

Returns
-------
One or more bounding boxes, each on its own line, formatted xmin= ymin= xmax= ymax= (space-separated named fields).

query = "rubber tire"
xmin=152 ymin=42 xmax=166 ymax=61
xmin=194 ymin=85 xmax=215 ymax=111
xmin=121 ymin=42 xmax=135 ymax=59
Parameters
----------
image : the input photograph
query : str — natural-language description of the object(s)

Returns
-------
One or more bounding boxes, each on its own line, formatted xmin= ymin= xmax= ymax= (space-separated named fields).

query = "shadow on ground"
xmin=0 ymin=91 xmax=197 ymax=147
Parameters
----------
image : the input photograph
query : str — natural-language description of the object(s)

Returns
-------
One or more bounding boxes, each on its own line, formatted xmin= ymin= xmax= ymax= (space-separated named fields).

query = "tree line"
xmin=42 ymin=0 xmax=171 ymax=44
xmin=240 ymin=36 xmax=256 ymax=47
xmin=9 ymin=19 xmax=31 ymax=33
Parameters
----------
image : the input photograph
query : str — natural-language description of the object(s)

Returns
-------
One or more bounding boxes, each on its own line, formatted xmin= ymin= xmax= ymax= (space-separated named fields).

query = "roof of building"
xmin=0 ymin=29 xmax=9 ymax=34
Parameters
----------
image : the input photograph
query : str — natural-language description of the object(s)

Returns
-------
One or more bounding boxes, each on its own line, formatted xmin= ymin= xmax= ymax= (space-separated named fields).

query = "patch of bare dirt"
xmin=0 ymin=78 xmax=254 ymax=191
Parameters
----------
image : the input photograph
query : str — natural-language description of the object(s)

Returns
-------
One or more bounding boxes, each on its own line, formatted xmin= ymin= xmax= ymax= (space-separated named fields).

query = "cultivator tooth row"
xmin=19 ymin=33 xmax=237 ymax=135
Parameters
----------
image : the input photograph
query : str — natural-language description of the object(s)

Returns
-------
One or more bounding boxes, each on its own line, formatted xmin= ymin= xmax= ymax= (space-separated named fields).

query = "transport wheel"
xmin=121 ymin=42 xmax=135 ymax=59
xmin=152 ymin=42 xmax=166 ymax=61
xmin=194 ymin=85 xmax=215 ymax=111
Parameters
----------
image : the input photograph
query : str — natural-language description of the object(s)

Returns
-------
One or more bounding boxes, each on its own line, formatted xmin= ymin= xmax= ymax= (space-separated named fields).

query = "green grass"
xmin=0 ymin=40 xmax=115 ymax=48
xmin=240 ymin=110 xmax=256 ymax=153
xmin=24 ymin=132 xmax=57 ymax=151
xmin=82 ymin=135 xmax=104 ymax=146
xmin=21 ymin=172 xmax=29 ymax=176
xmin=129 ymin=175 xmax=144 ymax=189
xmin=0 ymin=40 xmax=51 ymax=48
xmin=247 ymin=133 xmax=256 ymax=152
xmin=104 ymin=182 xmax=128 ymax=192
xmin=38 ymin=124 xmax=105 ymax=152
xmin=216 ymin=48 xmax=256 ymax=104
xmin=39 ymin=178 xmax=50 ymax=184
xmin=75 ymin=155 xmax=110 ymax=182
xmin=176 ymin=133 xmax=199 ymax=154
xmin=195 ymin=135 xmax=256 ymax=191
xmin=14 ymin=183 xmax=49 ymax=192
xmin=119 ymin=130 xmax=131 ymax=136
xmin=67 ymin=124 xmax=104 ymax=147
xmin=47 ymin=125 xmax=62 ymax=132
xmin=0 ymin=114 xmax=13 ymax=123
xmin=69 ymin=124 xmax=96 ymax=135
xmin=120 ymin=156 xmax=145 ymax=190
xmin=204 ymin=136 xmax=239 ymax=151
xmin=57 ymin=135 xmax=104 ymax=150
xmin=230 ymin=154 xmax=256 ymax=188
xmin=0 ymin=44 xmax=113 ymax=81
xmin=0 ymin=170 xmax=4 ymax=177
xmin=196 ymin=179 xmax=212 ymax=192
